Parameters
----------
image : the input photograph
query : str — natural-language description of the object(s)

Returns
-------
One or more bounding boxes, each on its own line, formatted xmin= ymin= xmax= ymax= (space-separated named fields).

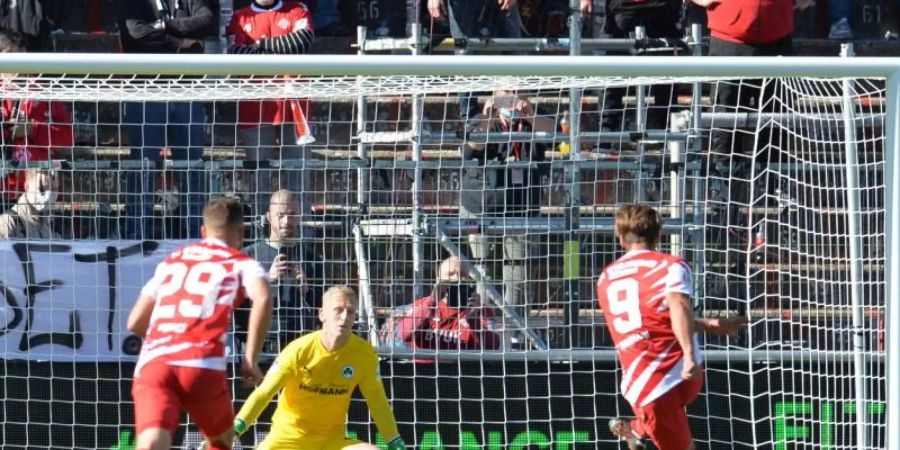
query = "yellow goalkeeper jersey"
xmin=236 ymin=331 xmax=400 ymax=443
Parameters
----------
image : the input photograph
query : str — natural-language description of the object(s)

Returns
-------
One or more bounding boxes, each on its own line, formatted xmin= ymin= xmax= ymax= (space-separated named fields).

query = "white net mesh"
xmin=699 ymin=76 xmax=886 ymax=449
xmin=0 ymin=71 xmax=887 ymax=450
xmin=3 ymin=74 xmax=718 ymax=101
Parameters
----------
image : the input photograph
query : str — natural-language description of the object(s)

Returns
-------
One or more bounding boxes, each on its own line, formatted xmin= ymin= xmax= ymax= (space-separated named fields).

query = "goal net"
xmin=0 ymin=66 xmax=887 ymax=450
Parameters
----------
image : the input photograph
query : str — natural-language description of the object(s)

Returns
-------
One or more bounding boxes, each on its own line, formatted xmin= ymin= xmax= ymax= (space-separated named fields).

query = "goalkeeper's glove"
xmin=197 ymin=420 xmax=247 ymax=450
xmin=386 ymin=436 xmax=406 ymax=450
xmin=233 ymin=418 xmax=248 ymax=437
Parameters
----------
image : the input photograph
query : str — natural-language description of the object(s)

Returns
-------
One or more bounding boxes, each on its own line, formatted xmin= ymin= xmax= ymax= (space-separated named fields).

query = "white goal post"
xmin=0 ymin=53 xmax=897 ymax=450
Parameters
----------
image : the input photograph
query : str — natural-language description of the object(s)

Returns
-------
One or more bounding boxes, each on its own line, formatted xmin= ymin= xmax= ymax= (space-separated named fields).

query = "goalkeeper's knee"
xmin=386 ymin=436 xmax=406 ymax=450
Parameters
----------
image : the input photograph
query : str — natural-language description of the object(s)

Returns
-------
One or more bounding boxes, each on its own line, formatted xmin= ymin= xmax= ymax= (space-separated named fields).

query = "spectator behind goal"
xmin=118 ymin=0 xmax=216 ymax=239
xmin=427 ymin=0 xmax=524 ymax=120
xmin=226 ymin=0 xmax=316 ymax=221
xmin=0 ymin=0 xmax=66 ymax=51
xmin=599 ymin=0 xmax=681 ymax=135
xmin=237 ymin=189 xmax=325 ymax=360
xmin=0 ymin=169 xmax=60 ymax=239
xmin=461 ymin=91 xmax=553 ymax=338
xmin=689 ymin=0 xmax=810 ymax=225
xmin=381 ymin=256 xmax=501 ymax=353
xmin=0 ymin=30 xmax=73 ymax=206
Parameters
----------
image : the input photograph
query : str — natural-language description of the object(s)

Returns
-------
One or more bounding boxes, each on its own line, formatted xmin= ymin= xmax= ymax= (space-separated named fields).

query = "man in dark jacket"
xmin=0 ymin=0 xmax=65 ymax=51
xmin=118 ymin=0 xmax=216 ymax=239
xmin=238 ymin=189 xmax=324 ymax=359
xmin=118 ymin=0 xmax=216 ymax=54
xmin=461 ymin=91 xmax=553 ymax=323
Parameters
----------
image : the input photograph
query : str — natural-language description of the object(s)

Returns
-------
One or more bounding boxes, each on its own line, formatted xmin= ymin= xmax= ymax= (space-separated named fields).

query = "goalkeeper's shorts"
xmin=629 ymin=372 xmax=703 ymax=450
xmin=131 ymin=362 xmax=234 ymax=438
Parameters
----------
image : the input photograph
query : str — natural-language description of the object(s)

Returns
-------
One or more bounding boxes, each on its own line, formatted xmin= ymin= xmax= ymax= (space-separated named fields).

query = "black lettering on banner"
xmin=0 ymin=280 xmax=23 ymax=336
xmin=74 ymin=241 xmax=160 ymax=351
xmin=11 ymin=242 xmax=80 ymax=351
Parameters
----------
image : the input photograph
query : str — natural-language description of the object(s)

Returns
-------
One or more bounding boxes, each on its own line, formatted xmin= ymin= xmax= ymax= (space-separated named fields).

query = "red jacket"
xmin=395 ymin=294 xmax=501 ymax=351
xmin=706 ymin=0 xmax=793 ymax=45
xmin=2 ymin=98 xmax=73 ymax=162
xmin=227 ymin=1 xmax=314 ymax=140
xmin=2 ymin=98 xmax=73 ymax=199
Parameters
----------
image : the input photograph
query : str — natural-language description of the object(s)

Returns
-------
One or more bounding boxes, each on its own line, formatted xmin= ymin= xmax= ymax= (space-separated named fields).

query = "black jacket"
xmin=118 ymin=0 xmax=216 ymax=54
xmin=468 ymin=119 xmax=548 ymax=217
xmin=234 ymin=241 xmax=325 ymax=349
xmin=0 ymin=0 xmax=65 ymax=51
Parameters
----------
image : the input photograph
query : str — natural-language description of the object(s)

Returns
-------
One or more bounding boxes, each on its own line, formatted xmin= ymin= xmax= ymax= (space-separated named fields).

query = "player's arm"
xmin=668 ymin=291 xmax=699 ymax=380
xmin=358 ymin=352 xmax=406 ymax=449
xmin=242 ymin=272 xmax=273 ymax=386
xmin=234 ymin=351 xmax=292 ymax=432
xmin=696 ymin=316 xmax=748 ymax=336
xmin=665 ymin=260 xmax=700 ymax=380
xmin=259 ymin=12 xmax=314 ymax=55
xmin=127 ymin=294 xmax=156 ymax=338
xmin=257 ymin=26 xmax=314 ymax=55
xmin=128 ymin=262 xmax=166 ymax=337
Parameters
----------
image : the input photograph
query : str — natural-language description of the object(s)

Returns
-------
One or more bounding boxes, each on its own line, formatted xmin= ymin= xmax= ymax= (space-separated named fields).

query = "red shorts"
xmin=131 ymin=362 xmax=234 ymax=438
xmin=630 ymin=374 xmax=703 ymax=450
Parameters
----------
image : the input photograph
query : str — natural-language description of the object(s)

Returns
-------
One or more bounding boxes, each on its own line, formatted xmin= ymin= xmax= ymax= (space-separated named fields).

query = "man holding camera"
xmin=391 ymin=256 xmax=500 ymax=351
xmin=461 ymin=91 xmax=554 ymax=219
xmin=240 ymin=189 xmax=324 ymax=358
xmin=460 ymin=91 xmax=554 ymax=335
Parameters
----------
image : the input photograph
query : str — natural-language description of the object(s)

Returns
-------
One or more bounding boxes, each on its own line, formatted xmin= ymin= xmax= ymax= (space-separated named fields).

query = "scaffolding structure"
xmin=354 ymin=17 xmax=707 ymax=350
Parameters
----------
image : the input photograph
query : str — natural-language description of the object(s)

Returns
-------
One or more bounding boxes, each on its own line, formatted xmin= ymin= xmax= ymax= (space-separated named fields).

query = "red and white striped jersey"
xmin=135 ymin=238 xmax=267 ymax=375
xmin=596 ymin=249 xmax=699 ymax=407
xmin=227 ymin=1 xmax=312 ymax=46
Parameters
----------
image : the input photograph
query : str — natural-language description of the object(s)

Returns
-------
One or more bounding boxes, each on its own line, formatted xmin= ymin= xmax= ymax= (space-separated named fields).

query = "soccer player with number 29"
xmin=597 ymin=204 xmax=747 ymax=450
xmin=127 ymin=197 xmax=274 ymax=450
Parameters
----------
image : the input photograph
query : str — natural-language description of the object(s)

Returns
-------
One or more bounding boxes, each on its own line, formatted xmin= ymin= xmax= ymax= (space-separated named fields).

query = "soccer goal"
xmin=0 ymin=53 xmax=896 ymax=450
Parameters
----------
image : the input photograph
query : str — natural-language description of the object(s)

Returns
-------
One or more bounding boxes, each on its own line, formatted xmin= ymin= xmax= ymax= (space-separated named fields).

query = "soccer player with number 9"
xmin=127 ymin=197 xmax=274 ymax=450
xmin=597 ymin=204 xmax=746 ymax=450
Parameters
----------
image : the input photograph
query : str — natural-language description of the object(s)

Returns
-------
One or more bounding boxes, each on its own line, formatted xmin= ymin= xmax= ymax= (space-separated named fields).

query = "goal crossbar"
xmin=0 ymin=53 xmax=897 ymax=77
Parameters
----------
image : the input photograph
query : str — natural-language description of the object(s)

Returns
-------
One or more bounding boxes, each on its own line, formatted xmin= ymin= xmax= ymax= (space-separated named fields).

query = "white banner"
xmin=0 ymin=240 xmax=187 ymax=362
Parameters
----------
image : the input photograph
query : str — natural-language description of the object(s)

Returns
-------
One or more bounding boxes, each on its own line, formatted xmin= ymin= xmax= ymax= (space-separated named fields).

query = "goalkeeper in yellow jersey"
xmin=230 ymin=285 xmax=405 ymax=450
